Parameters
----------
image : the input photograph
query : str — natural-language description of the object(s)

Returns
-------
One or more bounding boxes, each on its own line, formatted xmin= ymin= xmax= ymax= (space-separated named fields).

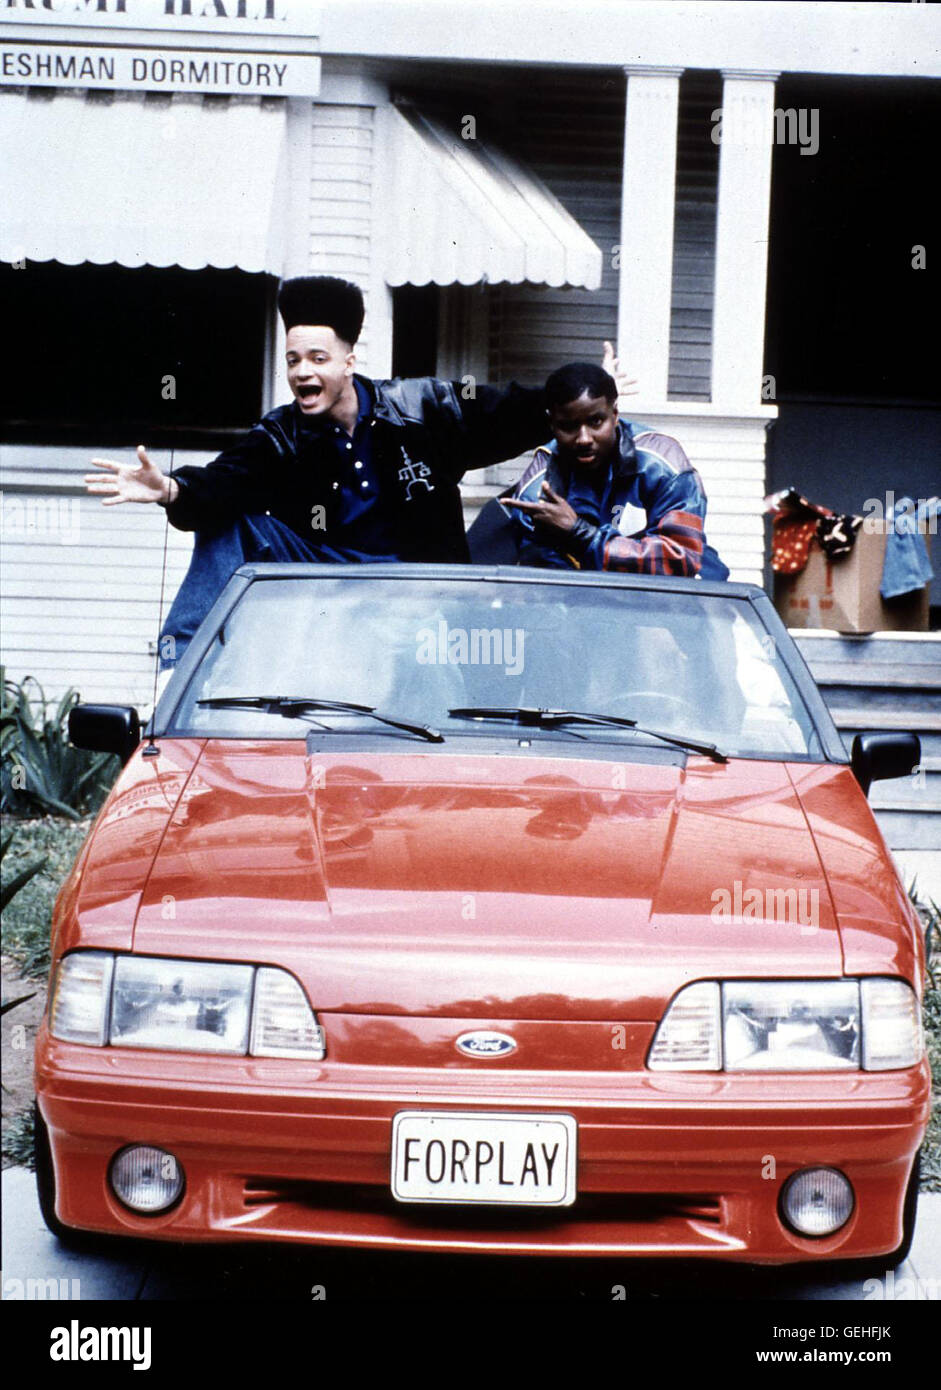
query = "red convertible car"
xmin=35 ymin=565 xmax=929 ymax=1263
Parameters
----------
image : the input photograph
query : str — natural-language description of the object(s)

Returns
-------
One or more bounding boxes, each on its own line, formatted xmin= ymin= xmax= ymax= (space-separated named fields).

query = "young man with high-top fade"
xmin=86 ymin=277 xmax=629 ymax=659
xmin=501 ymin=362 xmax=728 ymax=579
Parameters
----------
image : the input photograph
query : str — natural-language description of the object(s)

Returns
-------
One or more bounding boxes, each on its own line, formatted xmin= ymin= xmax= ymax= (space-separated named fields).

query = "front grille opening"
xmin=243 ymin=1179 xmax=721 ymax=1227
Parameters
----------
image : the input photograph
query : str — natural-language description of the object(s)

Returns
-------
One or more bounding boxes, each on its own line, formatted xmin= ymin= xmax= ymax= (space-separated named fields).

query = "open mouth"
xmin=297 ymin=385 xmax=322 ymax=405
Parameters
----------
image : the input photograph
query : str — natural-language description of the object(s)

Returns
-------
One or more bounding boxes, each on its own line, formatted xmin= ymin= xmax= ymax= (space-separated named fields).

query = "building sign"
xmin=2 ymin=43 xmax=318 ymax=93
xmin=0 ymin=0 xmax=320 ymax=95
xmin=0 ymin=2 xmax=316 ymax=35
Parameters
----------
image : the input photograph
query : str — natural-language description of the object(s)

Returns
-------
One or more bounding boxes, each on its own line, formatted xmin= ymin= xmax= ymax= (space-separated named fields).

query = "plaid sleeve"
xmin=595 ymin=510 xmax=705 ymax=575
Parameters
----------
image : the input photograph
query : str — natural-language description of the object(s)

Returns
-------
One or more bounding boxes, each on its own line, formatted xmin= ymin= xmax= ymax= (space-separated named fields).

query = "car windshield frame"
xmin=153 ymin=564 xmax=848 ymax=765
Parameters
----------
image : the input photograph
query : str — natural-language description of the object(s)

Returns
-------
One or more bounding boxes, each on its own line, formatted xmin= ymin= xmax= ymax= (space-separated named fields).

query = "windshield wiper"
xmin=447 ymin=706 xmax=727 ymax=763
xmin=196 ymin=696 xmax=444 ymax=744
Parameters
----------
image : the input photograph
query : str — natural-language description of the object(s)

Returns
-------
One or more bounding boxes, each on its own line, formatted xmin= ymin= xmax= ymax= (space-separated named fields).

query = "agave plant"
xmin=908 ymin=878 xmax=939 ymax=992
xmin=1 ymin=670 xmax=119 ymax=820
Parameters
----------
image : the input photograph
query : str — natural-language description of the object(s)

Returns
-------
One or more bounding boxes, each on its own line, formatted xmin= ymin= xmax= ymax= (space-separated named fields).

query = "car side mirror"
xmin=69 ymin=705 xmax=141 ymax=766
xmin=851 ymin=731 xmax=920 ymax=796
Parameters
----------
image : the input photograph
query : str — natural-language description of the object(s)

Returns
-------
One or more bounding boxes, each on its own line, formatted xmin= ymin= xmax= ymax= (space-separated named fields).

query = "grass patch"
xmin=2 ymin=1105 xmax=35 ymax=1170
xmin=920 ymin=902 xmax=941 ymax=1192
xmin=923 ymin=999 xmax=941 ymax=1191
xmin=1 ymin=817 xmax=91 ymax=979
xmin=909 ymin=887 xmax=940 ymax=1192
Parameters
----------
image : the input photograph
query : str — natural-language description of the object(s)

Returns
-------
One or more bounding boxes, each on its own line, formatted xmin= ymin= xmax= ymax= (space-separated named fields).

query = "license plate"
xmin=391 ymin=1111 xmax=577 ymax=1206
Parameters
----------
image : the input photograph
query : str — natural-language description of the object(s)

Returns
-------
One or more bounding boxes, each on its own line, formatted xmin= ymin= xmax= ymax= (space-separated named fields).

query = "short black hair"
xmin=545 ymin=362 xmax=617 ymax=411
xmin=277 ymin=276 xmax=365 ymax=346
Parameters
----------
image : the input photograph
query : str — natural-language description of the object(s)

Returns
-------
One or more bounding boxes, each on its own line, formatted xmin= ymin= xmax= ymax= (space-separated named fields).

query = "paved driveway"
xmin=2 ymin=1166 xmax=938 ymax=1301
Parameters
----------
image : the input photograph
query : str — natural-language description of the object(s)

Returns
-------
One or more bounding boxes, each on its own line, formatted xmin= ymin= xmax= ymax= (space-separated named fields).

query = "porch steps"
xmin=792 ymin=631 xmax=941 ymax=888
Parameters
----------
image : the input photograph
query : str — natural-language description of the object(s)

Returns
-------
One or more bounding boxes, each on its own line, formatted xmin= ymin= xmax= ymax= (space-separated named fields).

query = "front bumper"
xmin=36 ymin=1025 xmax=930 ymax=1261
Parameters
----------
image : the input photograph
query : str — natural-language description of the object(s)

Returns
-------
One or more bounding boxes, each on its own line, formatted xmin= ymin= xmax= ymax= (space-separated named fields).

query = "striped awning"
xmin=383 ymin=102 xmax=602 ymax=290
xmin=0 ymin=88 xmax=288 ymax=273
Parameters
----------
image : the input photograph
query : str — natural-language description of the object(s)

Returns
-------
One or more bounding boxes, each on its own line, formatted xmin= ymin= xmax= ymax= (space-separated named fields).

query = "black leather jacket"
xmin=166 ymin=374 xmax=551 ymax=563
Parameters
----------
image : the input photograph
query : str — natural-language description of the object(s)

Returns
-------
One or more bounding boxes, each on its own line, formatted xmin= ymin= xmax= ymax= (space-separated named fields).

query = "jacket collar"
xmin=358 ymin=374 xmax=405 ymax=426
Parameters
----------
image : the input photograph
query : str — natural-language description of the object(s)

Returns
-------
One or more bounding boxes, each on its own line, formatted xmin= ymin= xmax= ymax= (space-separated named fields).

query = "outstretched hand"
xmin=85 ymin=446 xmax=171 ymax=506
xmin=602 ymin=341 xmax=638 ymax=398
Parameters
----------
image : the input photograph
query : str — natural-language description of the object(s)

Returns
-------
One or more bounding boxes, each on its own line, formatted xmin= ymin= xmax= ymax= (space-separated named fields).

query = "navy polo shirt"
xmin=298 ymin=378 xmax=400 ymax=560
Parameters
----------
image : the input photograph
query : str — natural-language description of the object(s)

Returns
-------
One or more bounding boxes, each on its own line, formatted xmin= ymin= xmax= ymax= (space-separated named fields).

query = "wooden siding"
xmin=0 ymin=459 xmax=193 ymax=708
xmin=308 ymin=101 xmax=380 ymax=372
xmin=484 ymin=71 xmax=720 ymax=402
xmin=486 ymin=75 xmax=621 ymax=385
xmin=669 ymin=73 xmax=721 ymax=400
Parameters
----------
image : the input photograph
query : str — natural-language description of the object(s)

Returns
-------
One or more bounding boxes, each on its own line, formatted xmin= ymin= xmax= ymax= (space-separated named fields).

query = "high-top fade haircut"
xmin=277 ymin=276 xmax=365 ymax=347
xmin=545 ymin=362 xmax=617 ymax=412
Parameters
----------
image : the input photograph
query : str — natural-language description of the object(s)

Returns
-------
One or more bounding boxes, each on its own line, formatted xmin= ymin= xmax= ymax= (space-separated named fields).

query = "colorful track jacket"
xmin=506 ymin=419 xmax=729 ymax=579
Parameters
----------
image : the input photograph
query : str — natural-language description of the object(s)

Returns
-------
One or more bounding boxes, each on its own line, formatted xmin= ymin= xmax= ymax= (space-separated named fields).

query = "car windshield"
xmin=169 ymin=576 xmax=822 ymax=758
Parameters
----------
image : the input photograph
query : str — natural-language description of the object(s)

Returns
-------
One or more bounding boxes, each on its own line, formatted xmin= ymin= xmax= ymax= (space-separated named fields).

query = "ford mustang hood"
xmin=119 ymin=740 xmax=898 ymax=1020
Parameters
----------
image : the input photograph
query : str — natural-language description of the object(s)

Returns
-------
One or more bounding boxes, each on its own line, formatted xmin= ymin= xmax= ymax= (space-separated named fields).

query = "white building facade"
xmin=1 ymin=0 xmax=938 ymax=707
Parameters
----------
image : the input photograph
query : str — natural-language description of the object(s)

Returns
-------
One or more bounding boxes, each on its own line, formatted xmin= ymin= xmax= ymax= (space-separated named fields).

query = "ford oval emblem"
xmin=455 ymin=1030 xmax=517 ymax=1059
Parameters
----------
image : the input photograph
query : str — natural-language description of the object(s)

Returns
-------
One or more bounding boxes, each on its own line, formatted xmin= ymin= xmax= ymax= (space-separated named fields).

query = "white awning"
xmin=0 ymin=89 xmax=287 ymax=273
xmin=383 ymin=103 xmax=602 ymax=290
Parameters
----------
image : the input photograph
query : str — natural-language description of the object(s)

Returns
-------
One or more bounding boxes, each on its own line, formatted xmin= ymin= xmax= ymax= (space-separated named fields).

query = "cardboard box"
xmin=774 ymin=527 xmax=931 ymax=633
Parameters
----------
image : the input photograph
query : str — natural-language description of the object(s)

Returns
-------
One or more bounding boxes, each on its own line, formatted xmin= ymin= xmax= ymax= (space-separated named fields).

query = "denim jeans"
xmin=159 ymin=514 xmax=396 ymax=667
xmin=881 ymin=496 xmax=936 ymax=599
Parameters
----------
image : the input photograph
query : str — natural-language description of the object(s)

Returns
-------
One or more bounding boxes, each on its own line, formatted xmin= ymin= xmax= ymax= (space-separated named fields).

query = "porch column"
xmin=711 ymin=70 xmax=780 ymax=408
xmin=617 ymin=66 xmax=683 ymax=406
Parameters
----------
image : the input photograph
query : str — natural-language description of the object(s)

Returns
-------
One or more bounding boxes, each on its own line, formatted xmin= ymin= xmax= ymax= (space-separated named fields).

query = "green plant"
xmin=0 ymin=827 xmax=47 ymax=910
xmin=1 ymin=669 xmax=119 ymax=819
xmin=924 ymin=897 xmax=939 ymax=992
xmin=2 ymin=1107 xmax=36 ymax=1170
xmin=1 ymin=818 xmax=89 ymax=980
xmin=908 ymin=878 xmax=939 ymax=990
xmin=906 ymin=880 xmax=940 ymax=1192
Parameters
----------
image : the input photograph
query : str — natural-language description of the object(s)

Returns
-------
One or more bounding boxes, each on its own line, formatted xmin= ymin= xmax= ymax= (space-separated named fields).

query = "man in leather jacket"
xmin=502 ymin=362 xmax=728 ymax=579
xmin=87 ymin=277 xmax=619 ymax=661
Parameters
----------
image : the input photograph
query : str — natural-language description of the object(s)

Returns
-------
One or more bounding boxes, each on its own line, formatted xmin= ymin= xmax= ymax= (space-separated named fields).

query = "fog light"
xmin=780 ymin=1167 xmax=854 ymax=1237
xmin=109 ymin=1146 xmax=184 ymax=1214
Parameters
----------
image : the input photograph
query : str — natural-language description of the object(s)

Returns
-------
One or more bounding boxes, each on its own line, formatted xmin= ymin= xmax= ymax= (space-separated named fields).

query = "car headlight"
xmin=722 ymin=981 xmax=860 ymax=1070
xmin=648 ymin=978 xmax=922 ymax=1071
xmin=111 ymin=957 xmax=254 ymax=1053
xmin=50 ymin=952 xmax=325 ymax=1058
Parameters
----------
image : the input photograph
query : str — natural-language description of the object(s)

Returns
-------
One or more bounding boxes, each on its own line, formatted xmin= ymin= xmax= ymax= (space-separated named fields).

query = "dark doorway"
xmin=763 ymin=76 xmax=940 ymax=613
xmin=392 ymin=285 xmax=439 ymax=378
